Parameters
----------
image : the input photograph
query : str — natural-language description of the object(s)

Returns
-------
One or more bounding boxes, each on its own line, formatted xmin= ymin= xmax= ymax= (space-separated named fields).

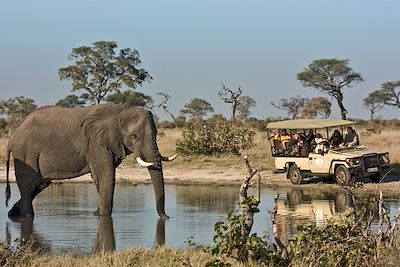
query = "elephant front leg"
xmin=91 ymin=163 xmax=116 ymax=216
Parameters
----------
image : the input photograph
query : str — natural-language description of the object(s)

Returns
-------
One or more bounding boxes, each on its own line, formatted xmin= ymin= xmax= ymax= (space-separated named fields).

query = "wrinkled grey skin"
xmin=6 ymin=104 xmax=169 ymax=220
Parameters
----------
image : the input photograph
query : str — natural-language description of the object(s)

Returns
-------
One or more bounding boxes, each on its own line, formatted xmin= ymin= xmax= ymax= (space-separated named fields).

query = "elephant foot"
xmin=93 ymin=209 xmax=100 ymax=216
xmin=93 ymin=208 xmax=111 ymax=217
xmin=8 ymin=200 xmax=34 ymax=219
xmin=159 ymin=214 xmax=170 ymax=221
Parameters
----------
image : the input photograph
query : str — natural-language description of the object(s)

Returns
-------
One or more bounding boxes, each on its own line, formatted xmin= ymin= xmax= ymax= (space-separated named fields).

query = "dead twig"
xmin=272 ymin=194 xmax=288 ymax=259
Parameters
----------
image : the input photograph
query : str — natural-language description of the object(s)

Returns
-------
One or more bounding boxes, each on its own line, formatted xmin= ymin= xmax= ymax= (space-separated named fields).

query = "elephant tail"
xmin=5 ymin=144 xmax=11 ymax=207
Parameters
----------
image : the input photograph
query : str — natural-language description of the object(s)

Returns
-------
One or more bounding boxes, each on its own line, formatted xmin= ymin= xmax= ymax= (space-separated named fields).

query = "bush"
xmin=176 ymin=115 xmax=255 ymax=155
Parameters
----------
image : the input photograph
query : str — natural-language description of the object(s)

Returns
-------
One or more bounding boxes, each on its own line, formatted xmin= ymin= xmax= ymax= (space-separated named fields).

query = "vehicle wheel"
xmin=370 ymin=172 xmax=382 ymax=183
xmin=288 ymin=165 xmax=303 ymax=185
xmin=335 ymin=165 xmax=353 ymax=186
xmin=288 ymin=188 xmax=304 ymax=206
xmin=334 ymin=191 xmax=353 ymax=212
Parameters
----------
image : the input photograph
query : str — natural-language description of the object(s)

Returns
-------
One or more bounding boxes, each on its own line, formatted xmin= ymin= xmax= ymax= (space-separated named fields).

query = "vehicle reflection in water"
xmin=275 ymin=189 xmax=356 ymax=241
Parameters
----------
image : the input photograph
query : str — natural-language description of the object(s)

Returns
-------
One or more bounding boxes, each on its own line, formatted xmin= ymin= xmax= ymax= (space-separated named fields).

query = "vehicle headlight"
xmin=346 ymin=157 xmax=362 ymax=166
xmin=380 ymin=152 xmax=390 ymax=163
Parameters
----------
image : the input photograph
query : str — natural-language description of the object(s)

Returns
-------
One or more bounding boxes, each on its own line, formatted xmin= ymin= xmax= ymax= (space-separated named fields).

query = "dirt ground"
xmin=1 ymin=164 xmax=400 ymax=197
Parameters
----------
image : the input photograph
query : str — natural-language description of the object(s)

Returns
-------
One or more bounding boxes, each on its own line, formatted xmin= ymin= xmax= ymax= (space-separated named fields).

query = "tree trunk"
xmin=335 ymin=91 xmax=347 ymax=120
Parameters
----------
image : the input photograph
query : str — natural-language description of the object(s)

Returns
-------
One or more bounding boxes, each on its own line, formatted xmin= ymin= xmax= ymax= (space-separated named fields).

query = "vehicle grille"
xmin=363 ymin=155 xmax=380 ymax=169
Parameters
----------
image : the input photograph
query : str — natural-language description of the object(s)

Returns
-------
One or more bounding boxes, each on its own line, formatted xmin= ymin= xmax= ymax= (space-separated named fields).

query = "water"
xmin=0 ymin=183 xmax=399 ymax=255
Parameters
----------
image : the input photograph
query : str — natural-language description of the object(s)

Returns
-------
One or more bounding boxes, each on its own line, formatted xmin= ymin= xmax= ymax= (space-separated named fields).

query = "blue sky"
xmin=1 ymin=0 xmax=399 ymax=120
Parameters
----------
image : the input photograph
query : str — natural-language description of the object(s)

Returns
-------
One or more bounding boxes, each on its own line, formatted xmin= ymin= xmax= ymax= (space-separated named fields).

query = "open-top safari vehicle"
xmin=266 ymin=119 xmax=390 ymax=186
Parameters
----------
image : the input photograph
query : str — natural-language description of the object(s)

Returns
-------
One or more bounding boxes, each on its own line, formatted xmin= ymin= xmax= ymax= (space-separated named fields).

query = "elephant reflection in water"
xmin=93 ymin=216 xmax=116 ymax=254
xmin=7 ymin=216 xmax=166 ymax=255
xmin=5 ymin=217 xmax=51 ymax=253
xmin=93 ymin=217 xmax=166 ymax=254
xmin=93 ymin=216 xmax=166 ymax=254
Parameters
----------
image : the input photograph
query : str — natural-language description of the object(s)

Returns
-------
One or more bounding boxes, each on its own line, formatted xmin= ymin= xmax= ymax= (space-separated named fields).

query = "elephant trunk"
xmin=148 ymin=164 xmax=169 ymax=220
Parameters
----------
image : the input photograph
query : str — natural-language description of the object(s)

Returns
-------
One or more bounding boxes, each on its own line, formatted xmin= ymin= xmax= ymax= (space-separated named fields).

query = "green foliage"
xmin=180 ymin=97 xmax=214 ymax=119
xmin=271 ymin=95 xmax=308 ymax=120
xmin=0 ymin=96 xmax=37 ymax=135
xmin=56 ymin=94 xmax=88 ymax=107
xmin=176 ymin=115 xmax=255 ymax=155
xmin=106 ymin=89 xmax=153 ymax=109
xmin=209 ymin=197 xmax=281 ymax=265
xmin=286 ymin=220 xmax=377 ymax=266
xmin=59 ymin=41 xmax=152 ymax=104
xmin=365 ymin=81 xmax=400 ymax=117
xmin=208 ymin=191 xmax=399 ymax=267
xmin=301 ymin=96 xmax=331 ymax=119
xmin=297 ymin=58 xmax=364 ymax=119
xmin=236 ymin=95 xmax=256 ymax=122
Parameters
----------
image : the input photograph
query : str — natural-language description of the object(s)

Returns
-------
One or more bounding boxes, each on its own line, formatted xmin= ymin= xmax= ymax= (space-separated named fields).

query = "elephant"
xmin=5 ymin=104 xmax=175 ymax=220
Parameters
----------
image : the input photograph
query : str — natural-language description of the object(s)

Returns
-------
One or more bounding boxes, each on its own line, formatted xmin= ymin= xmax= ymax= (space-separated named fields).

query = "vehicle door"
xmin=308 ymin=152 xmax=331 ymax=174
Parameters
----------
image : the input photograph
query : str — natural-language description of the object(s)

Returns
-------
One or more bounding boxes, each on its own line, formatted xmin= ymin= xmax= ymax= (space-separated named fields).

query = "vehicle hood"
xmin=329 ymin=146 xmax=382 ymax=157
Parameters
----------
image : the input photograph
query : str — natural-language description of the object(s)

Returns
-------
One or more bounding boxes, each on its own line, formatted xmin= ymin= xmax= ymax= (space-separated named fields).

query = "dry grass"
xmin=0 ymin=245 xmax=243 ymax=267
xmin=359 ymin=129 xmax=400 ymax=164
xmin=1 ymin=127 xmax=399 ymax=170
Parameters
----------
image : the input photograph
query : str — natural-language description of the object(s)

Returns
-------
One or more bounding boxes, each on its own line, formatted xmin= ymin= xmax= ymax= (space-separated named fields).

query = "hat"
xmin=316 ymin=138 xmax=324 ymax=144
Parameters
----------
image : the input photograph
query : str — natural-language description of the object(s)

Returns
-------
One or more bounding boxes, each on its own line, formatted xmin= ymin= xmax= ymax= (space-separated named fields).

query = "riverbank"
xmin=1 ymin=164 xmax=400 ymax=197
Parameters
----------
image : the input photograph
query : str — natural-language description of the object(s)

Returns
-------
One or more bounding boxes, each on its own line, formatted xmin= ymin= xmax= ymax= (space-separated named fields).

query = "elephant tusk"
xmin=136 ymin=157 xmax=154 ymax=167
xmin=161 ymin=154 xmax=177 ymax=161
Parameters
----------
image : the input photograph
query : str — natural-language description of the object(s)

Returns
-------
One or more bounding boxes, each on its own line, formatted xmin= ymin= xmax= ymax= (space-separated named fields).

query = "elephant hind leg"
xmin=8 ymin=179 xmax=51 ymax=219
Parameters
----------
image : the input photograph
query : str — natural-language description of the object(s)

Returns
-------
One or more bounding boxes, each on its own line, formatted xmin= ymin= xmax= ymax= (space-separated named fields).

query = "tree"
xmin=56 ymin=94 xmax=88 ymax=108
xmin=301 ymin=97 xmax=331 ymax=119
xmin=297 ymin=58 xmax=364 ymax=119
xmin=58 ymin=41 xmax=152 ymax=105
xmin=271 ymin=95 xmax=308 ymax=120
xmin=157 ymin=92 xmax=177 ymax=128
xmin=363 ymin=91 xmax=386 ymax=119
xmin=106 ymin=89 xmax=154 ymax=109
xmin=218 ymin=84 xmax=243 ymax=125
xmin=0 ymin=96 xmax=37 ymax=134
xmin=180 ymin=98 xmax=214 ymax=119
xmin=378 ymin=81 xmax=400 ymax=108
xmin=237 ymin=96 xmax=256 ymax=123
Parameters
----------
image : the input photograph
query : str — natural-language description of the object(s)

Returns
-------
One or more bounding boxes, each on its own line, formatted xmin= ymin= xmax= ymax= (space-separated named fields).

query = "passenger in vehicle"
xmin=310 ymin=133 xmax=322 ymax=151
xmin=306 ymin=129 xmax=316 ymax=144
xmin=329 ymin=129 xmax=343 ymax=147
xmin=293 ymin=133 xmax=310 ymax=157
xmin=314 ymin=138 xmax=329 ymax=154
xmin=274 ymin=129 xmax=292 ymax=150
xmin=341 ymin=127 xmax=359 ymax=147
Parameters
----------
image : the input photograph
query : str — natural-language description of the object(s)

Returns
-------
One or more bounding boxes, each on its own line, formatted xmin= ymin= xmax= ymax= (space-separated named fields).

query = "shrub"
xmin=176 ymin=115 xmax=255 ymax=155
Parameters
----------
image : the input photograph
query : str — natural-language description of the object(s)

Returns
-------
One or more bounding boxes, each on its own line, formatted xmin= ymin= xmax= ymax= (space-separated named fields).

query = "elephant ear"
xmin=81 ymin=105 xmax=126 ymax=159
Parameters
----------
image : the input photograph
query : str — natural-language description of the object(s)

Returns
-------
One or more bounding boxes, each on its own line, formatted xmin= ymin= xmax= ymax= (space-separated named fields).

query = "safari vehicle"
xmin=266 ymin=119 xmax=390 ymax=186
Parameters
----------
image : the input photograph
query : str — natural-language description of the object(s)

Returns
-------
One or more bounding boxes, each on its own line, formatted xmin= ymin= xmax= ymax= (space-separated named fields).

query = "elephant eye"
xmin=131 ymin=133 xmax=138 ymax=139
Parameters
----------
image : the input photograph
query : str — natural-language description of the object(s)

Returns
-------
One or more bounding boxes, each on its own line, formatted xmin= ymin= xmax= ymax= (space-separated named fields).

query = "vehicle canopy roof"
xmin=266 ymin=119 xmax=357 ymax=130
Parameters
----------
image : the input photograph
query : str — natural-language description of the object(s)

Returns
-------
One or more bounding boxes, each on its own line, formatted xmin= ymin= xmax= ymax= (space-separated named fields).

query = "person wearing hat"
xmin=314 ymin=138 xmax=329 ymax=154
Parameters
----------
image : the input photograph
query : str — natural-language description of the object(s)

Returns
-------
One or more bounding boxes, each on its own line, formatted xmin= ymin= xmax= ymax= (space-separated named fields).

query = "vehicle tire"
xmin=288 ymin=165 xmax=303 ymax=185
xmin=370 ymin=172 xmax=382 ymax=183
xmin=334 ymin=191 xmax=353 ymax=212
xmin=335 ymin=165 xmax=353 ymax=186
xmin=288 ymin=188 xmax=304 ymax=206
